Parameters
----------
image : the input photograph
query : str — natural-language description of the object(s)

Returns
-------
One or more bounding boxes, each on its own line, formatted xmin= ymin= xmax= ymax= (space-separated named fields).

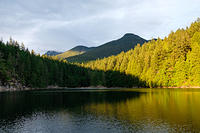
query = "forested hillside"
xmin=66 ymin=33 xmax=147 ymax=62
xmin=81 ymin=19 xmax=200 ymax=87
xmin=0 ymin=40 xmax=91 ymax=88
xmin=0 ymin=40 xmax=141 ymax=89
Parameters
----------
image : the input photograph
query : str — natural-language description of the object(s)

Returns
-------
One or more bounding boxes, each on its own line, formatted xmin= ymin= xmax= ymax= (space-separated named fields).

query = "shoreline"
xmin=0 ymin=86 xmax=120 ymax=92
xmin=161 ymin=86 xmax=200 ymax=89
xmin=1 ymin=85 xmax=200 ymax=92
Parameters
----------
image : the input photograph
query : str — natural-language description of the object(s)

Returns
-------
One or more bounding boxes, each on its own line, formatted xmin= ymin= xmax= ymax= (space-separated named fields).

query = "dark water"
xmin=0 ymin=89 xmax=200 ymax=133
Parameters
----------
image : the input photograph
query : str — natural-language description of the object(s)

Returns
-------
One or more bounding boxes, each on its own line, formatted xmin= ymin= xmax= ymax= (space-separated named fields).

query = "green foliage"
xmin=0 ymin=40 xmax=90 ymax=88
xmin=0 ymin=40 xmax=140 ymax=88
xmin=0 ymin=54 xmax=10 ymax=85
xmin=186 ymin=32 xmax=200 ymax=86
xmin=81 ymin=19 xmax=200 ymax=87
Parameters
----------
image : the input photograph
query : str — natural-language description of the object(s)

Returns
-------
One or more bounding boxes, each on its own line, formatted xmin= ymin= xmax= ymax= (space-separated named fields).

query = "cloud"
xmin=0 ymin=0 xmax=199 ymax=53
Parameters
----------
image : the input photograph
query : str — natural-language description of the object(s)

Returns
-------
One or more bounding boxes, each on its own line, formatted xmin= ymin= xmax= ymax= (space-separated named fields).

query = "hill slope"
xmin=66 ymin=33 xmax=147 ymax=62
xmin=0 ymin=40 xmax=140 ymax=89
xmin=55 ymin=45 xmax=93 ymax=59
xmin=81 ymin=19 xmax=200 ymax=87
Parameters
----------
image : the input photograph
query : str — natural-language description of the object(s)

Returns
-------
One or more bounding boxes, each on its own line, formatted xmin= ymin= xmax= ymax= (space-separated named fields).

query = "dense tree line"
xmin=0 ymin=39 xmax=90 ymax=88
xmin=81 ymin=19 xmax=200 ymax=87
xmin=0 ymin=39 xmax=142 ymax=89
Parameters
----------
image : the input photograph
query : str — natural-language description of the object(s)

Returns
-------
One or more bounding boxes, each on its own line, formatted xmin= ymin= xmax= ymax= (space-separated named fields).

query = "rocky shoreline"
xmin=1 ymin=85 xmax=200 ymax=92
xmin=0 ymin=85 xmax=125 ymax=92
xmin=0 ymin=85 xmax=63 ymax=92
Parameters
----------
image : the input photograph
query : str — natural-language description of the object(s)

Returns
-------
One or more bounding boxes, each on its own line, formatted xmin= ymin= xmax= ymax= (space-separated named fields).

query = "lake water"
xmin=0 ymin=88 xmax=200 ymax=133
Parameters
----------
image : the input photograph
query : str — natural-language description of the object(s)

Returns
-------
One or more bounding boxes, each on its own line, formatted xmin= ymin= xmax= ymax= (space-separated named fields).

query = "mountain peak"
xmin=124 ymin=33 xmax=135 ymax=36
xmin=70 ymin=45 xmax=91 ymax=52
xmin=66 ymin=33 xmax=147 ymax=62
xmin=122 ymin=33 xmax=139 ymax=38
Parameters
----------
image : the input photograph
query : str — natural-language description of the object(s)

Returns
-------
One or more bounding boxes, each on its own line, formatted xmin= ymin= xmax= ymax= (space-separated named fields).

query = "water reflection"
xmin=0 ymin=89 xmax=200 ymax=132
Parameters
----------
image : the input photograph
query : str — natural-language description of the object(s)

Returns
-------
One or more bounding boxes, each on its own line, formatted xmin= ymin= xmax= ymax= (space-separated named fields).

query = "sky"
xmin=0 ymin=0 xmax=200 ymax=54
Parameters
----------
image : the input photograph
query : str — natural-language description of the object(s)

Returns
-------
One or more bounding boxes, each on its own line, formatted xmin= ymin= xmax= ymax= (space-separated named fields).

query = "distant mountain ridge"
xmin=55 ymin=45 xmax=94 ymax=59
xmin=44 ymin=51 xmax=63 ymax=56
xmin=70 ymin=45 xmax=93 ymax=51
xmin=45 ymin=33 xmax=147 ymax=62
xmin=66 ymin=33 xmax=147 ymax=62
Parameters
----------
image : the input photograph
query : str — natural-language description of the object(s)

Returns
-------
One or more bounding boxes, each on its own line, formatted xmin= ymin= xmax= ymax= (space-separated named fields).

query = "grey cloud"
xmin=0 ymin=0 xmax=200 ymax=53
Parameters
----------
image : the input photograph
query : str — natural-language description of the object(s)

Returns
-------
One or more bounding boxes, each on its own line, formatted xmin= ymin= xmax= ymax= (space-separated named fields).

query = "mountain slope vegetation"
xmin=0 ymin=40 xmax=140 ymax=89
xmin=66 ymin=33 xmax=147 ymax=62
xmin=81 ymin=19 xmax=200 ymax=87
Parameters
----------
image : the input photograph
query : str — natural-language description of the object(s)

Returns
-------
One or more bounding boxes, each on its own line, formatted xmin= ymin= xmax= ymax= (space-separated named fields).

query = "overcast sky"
xmin=0 ymin=0 xmax=200 ymax=53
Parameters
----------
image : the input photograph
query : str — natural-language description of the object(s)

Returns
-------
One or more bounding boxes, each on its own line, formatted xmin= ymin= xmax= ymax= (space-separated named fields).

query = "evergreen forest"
xmin=0 ymin=39 xmax=141 ymax=88
xmin=82 ymin=19 xmax=200 ymax=87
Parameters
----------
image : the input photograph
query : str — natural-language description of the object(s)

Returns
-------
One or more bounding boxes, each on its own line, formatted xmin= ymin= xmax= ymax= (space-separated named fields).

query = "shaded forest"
xmin=0 ymin=40 xmax=142 ymax=89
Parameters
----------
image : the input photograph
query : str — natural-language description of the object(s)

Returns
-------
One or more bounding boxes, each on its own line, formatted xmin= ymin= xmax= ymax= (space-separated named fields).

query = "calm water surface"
xmin=0 ymin=88 xmax=200 ymax=133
